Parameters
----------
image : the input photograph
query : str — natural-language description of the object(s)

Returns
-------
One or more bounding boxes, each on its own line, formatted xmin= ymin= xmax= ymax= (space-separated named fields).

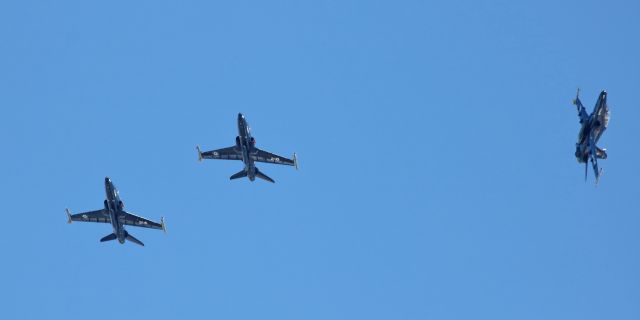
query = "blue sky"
xmin=1 ymin=1 xmax=639 ymax=319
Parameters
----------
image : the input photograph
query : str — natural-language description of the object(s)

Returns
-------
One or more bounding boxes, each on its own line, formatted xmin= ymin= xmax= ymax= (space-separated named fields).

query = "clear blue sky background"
xmin=0 ymin=1 xmax=639 ymax=319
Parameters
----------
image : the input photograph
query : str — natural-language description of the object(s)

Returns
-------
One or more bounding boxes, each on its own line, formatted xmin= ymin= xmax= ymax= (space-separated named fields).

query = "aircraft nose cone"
xmin=105 ymin=177 xmax=111 ymax=185
xmin=238 ymin=113 xmax=244 ymax=120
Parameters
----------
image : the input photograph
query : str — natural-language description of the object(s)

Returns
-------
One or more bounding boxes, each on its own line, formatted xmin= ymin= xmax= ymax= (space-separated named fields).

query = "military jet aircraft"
xmin=572 ymin=89 xmax=610 ymax=184
xmin=66 ymin=177 xmax=166 ymax=246
xmin=196 ymin=113 xmax=298 ymax=183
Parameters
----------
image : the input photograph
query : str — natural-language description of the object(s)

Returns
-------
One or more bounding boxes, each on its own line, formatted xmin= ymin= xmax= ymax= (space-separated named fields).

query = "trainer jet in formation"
xmin=572 ymin=89 xmax=610 ymax=184
xmin=197 ymin=113 xmax=298 ymax=183
xmin=66 ymin=177 xmax=166 ymax=246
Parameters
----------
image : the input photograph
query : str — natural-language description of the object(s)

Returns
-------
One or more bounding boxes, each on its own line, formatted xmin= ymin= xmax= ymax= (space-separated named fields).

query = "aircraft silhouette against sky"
xmin=572 ymin=89 xmax=610 ymax=185
xmin=66 ymin=177 xmax=166 ymax=246
xmin=197 ymin=113 xmax=298 ymax=183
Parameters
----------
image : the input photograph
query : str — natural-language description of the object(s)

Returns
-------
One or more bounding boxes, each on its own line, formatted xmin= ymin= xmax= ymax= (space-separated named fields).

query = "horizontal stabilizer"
xmin=100 ymin=233 xmax=117 ymax=242
xmin=230 ymin=169 xmax=248 ymax=180
xmin=255 ymin=168 xmax=275 ymax=183
xmin=125 ymin=231 xmax=144 ymax=246
xmin=597 ymin=147 xmax=608 ymax=159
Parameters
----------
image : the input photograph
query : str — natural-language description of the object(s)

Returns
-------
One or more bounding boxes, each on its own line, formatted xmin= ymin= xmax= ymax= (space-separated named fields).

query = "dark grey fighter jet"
xmin=196 ymin=113 xmax=298 ymax=183
xmin=572 ymin=89 xmax=610 ymax=184
xmin=66 ymin=177 xmax=166 ymax=246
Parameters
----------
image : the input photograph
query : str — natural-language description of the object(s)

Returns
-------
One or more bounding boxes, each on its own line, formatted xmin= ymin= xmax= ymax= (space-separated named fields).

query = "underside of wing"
xmin=596 ymin=103 xmax=610 ymax=129
xmin=252 ymin=148 xmax=296 ymax=166
xmin=68 ymin=209 xmax=110 ymax=224
xmin=122 ymin=211 xmax=165 ymax=231
xmin=574 ymin=96 xmax=589 ymax=124
xmin=199 ymin=146 xmax=242 ymax=161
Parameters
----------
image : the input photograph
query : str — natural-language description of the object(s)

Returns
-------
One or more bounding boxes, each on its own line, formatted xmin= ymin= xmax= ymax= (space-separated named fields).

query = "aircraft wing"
xmin=252 ymin=148 xmax=296 ymax=166
xmin=198 ymin=146 xmax=242 ymax=161
xmin=67 ymin=209 xmax=110 ymax=224
xmin=573 ymin=95 xmax=589 ymax=124
xmin=122 ymin=211 xmax=165 ymax=231
xmin=595 ymin=100 xmax=610 ymax=129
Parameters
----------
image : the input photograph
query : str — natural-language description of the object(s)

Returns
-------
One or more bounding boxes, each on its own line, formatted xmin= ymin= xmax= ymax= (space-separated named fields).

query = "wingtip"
xmin=161 ymin=217 xmax=167 ymax=234
xmin=293 ymin=152 xmax=299 ymax=170
xmin=196 ymin=146 xmax=203 ymax=162
xmin=66 ymin=208 xmax=72 ymax=224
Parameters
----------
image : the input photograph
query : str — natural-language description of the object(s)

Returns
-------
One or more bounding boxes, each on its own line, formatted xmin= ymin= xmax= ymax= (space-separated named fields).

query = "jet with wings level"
xmin=197 ymin=113 xmax=298 ymax=183
xmin=572 ymin=89 xmax=610 ymax=184
xmin=66 ymin=177 xmax=166 ymax=246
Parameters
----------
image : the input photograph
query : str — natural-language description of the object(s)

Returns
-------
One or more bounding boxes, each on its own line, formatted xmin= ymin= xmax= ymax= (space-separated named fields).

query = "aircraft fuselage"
xmin=237 ymin=113 xmax=258 ymax=181
xmin=104 ymin=177 xmax=127 ymax=244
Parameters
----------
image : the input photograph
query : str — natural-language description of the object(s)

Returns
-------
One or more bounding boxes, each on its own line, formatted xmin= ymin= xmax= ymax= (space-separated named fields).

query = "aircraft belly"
xmin=577 ymin=123 xmax=589 ymax=144
xmin=593 ymin=128 xmax=606 ymax=144
xmin=117 ymin=227 xmax=126 ymax=242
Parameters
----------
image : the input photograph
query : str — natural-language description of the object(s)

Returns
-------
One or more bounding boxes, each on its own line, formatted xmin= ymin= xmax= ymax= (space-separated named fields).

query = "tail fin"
xmin=125 ymin=231 xmax=144 ymax=246
xmin=255 ymin=167 xmax=275 ymax=183
xmin=230 ymin=169 xmax=248 ymax=180
xmin=100 ymin=233 xmax=117 ymax=242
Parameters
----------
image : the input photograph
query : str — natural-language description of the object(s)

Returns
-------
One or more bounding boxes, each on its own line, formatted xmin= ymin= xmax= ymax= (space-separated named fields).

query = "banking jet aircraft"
xmin=197 ymin=113 xmax=298 ymax=183
xmin=66 ymin=177 xmax=166 ymax=246
xmin=572 ymin=89 xmax=610 ymax=184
